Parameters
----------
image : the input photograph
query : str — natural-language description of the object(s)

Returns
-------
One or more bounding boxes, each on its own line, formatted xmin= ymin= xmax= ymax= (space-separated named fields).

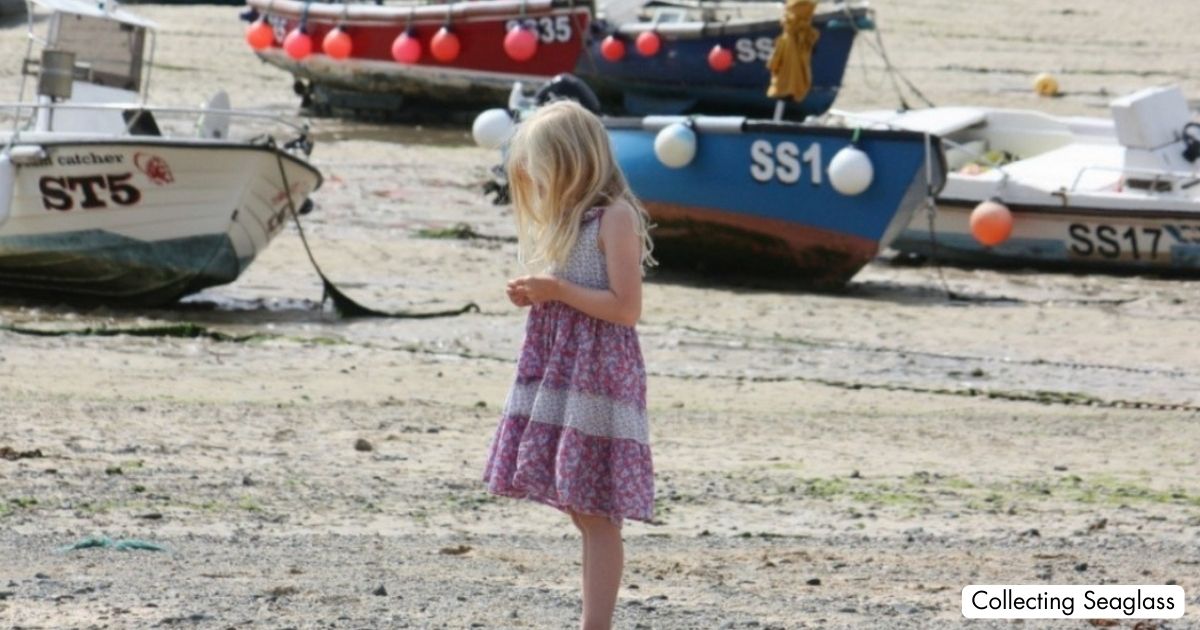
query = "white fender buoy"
xmin=472 ymin=108 xmax=515 ymax=150
xmin=828 ymin=145 xmax=874 ymax=196
xmin=197 ymin=90 xmax=231 ymax=140
xmin=653 ymin=122 xmax=696 ymax=169
xmin=0 ymin=152 xmax=14 ymax=227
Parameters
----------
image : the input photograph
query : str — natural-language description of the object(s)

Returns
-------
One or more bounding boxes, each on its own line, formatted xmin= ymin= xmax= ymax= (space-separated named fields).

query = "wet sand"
xmin=1 ymin=1 xmax=1199 ymax=628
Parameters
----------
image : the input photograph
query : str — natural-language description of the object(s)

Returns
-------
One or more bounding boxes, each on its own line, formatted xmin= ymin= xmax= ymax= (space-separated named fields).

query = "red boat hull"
xmin=248 ymin=0 xmax=591 ymax=107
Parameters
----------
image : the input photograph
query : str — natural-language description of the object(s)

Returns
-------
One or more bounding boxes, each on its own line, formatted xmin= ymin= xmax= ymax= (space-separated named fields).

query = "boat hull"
xmin=579 ymin=9 xmax=869 ymax=117
xmin=0 ymin=140 xmax=321 ymax=304
xmin=607 ymin=120 xmax=944 ymax=287
xmin=249 ymin=0 xmax=591 ymax=112
xmin=894 ymin=200 xmax=1200 ymax=276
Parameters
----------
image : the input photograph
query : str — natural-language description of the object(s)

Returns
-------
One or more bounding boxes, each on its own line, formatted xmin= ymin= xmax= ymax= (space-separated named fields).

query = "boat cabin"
xmin=22 ymin=0 xmax=157 ymax=134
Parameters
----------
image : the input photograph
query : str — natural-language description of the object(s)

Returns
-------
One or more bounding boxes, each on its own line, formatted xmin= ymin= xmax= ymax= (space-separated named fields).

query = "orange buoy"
xmin=969 ymin=199 xmax=1014 ymax=246
xmin=708 ymin=44 xmax=733 ymax=72
xmin=323 ymin=28 xmax=353 ymax=59
xmin=600 ymin=35 xmax=625 ymax=62
xmin=391 ymin=31 xmax=421 ymax=63
xmin=635 ymin=31 xmax=660 ymax=57
xmin=245 ymin=19 xmax=274 ymax=50
xmin=430 ymin=27 xmax=461 ymax=62
xmin=283 ymin=28 xmax=313 ymax=60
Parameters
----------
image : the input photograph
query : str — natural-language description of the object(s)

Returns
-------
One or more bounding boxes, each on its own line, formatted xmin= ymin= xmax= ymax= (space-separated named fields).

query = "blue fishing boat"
xmin=605 ymin=116 xmax=945 ymax=286
xmin=576 ymin=0 xmax=873 ymax=117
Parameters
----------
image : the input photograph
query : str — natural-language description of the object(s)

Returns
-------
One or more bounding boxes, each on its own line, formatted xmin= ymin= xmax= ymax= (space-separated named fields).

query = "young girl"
xmin=482 ymin=100 xmax=655 ymax=630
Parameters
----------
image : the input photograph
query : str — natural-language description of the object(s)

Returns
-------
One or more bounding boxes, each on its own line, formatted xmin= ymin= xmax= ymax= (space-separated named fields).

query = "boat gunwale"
xmin=937 ymin=198 xmax=1200 ymax=222
xmin=248 ymin=0 xmax=591 ymax=23
xmin=604 ymin=116 xmax=944 ymax=144
xmin=7 ymin=137 xmax=324 ymax=192
xmin=607 ymin=5 xmax=871 ymax=37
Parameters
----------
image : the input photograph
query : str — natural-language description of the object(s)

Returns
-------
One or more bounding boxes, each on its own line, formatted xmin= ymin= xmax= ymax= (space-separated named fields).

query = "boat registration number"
xmin=504 ymin=17 xmax=572 ymax=43
xmin=735 ymin=37 xmax=775 ymax=63
xmin=1066 ymin=223 xmax=1200 ymax=261
xmin=749 ymin=140 xmax=823 ymax=186
xmin=38 ymin=174 xmax=142 ymax=212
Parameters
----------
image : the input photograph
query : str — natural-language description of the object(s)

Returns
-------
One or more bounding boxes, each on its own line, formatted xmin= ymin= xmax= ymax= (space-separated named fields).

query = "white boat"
xmin=839 ymin=86 xmax=1200 ymax=276
xmin=0 ymin=0 xmax=322 ymax=305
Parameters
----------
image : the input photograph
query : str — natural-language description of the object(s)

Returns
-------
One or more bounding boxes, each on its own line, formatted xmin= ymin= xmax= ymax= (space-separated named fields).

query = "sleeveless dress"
xmin=482 ymin=207 xmax=654 ymax=526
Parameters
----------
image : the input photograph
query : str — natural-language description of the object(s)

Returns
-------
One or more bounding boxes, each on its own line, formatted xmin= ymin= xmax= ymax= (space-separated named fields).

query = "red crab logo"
xmin=134 ymin=152 xmax=174 ymax=186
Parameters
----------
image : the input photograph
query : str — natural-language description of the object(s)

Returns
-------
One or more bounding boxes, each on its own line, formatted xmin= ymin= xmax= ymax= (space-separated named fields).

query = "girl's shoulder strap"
xmin=581 ymin=206 xmax=606 ymax=224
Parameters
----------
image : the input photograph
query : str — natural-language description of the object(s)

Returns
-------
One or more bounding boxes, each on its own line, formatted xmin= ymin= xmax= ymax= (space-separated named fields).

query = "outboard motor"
xmin=479 ymin=74 xmax=603 ymax=205
xmin=533 ymin=74 xmax=601 ymax=114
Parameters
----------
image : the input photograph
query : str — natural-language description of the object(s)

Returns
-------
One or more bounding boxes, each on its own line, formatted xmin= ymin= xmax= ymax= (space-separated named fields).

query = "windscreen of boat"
xmin=50 ymin=13 xmax=145 ymax=92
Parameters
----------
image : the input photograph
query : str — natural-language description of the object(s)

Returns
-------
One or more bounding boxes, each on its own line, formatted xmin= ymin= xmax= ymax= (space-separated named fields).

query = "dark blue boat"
xmin=606 ymin=116 xmax=945 ymax=286
xmin=577 ymin=2 xmax=873 ymax=117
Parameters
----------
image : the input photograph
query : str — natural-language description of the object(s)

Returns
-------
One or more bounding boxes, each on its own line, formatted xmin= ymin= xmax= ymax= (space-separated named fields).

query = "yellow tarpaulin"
xmin=767 ymin=0 xmax=820 ymax=101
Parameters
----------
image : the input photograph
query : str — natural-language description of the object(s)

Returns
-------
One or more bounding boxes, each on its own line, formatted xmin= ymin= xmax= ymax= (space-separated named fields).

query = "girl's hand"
xmin=511 ymin=275 xmax=561 ymax=305
xmin=506 ymin=280 xmax=532 ymax=308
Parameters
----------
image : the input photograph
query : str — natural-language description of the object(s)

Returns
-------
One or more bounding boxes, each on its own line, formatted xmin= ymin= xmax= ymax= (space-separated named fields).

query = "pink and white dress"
xmin=482 ymin=207 xmax=654 ymax=525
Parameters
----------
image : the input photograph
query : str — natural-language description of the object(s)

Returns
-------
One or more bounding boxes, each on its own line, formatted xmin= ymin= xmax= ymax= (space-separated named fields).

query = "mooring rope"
xmin=271 ymin=143 xmax=480 ymax=319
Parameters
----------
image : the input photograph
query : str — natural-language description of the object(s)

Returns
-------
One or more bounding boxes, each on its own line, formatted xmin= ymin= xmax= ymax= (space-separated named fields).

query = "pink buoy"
xmin=391 ymin=31 xmax=422 ymax=63
xmin=600 ymin=35 xmax=625 ymax=62
xmin=969 ymin=199 xmax=1014 ymax=246
xmin=283 ymin=28 xmax=313 ymax=60
xmin=504 ymin=25 xmax=538 ymax=62
xmin=708 ymin=44 xmax=733 ymax=72
xmin=245 ymin=19 xmax=275 ymax=51
xmin=430 ymin=27 xmax=461 ymax=62
xmin=323 ymin=27 xmax=353 ymax=59
xmin=635 ymin=31 xmax=660 ymax=57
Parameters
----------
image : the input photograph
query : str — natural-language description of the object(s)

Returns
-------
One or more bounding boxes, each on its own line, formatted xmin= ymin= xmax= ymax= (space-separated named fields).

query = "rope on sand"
xmin=271 ymin=143 xmax=481 ymax=320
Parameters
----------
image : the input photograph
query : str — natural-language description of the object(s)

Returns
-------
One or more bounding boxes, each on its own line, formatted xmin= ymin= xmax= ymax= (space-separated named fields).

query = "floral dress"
xmin=482 ymin=207 xmax=654 ymax=525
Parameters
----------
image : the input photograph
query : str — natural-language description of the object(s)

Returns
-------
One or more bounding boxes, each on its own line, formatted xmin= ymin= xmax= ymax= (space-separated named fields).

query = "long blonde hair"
xmin=506 ymin=100 xmax=655 ymax=273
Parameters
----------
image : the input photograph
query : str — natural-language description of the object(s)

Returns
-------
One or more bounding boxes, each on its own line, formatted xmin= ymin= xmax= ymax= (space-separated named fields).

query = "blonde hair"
xmin=506 ymin=100 xmax=655 ymax=273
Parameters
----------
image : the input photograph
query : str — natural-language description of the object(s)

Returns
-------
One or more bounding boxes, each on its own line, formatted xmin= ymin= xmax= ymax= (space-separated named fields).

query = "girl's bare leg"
xmin=575 ymin=512 xmax=624 ymax=630
xmin=570 ymin=510 xmax=589 ymax=580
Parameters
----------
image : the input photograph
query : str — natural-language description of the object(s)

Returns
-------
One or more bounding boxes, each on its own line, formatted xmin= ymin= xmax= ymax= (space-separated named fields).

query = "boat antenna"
xmin=7 ymin=0 xmax=43 ymax=150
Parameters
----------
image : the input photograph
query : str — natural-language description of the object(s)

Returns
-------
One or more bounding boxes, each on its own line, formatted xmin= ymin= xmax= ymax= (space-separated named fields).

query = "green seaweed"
xmin=415 ymin=223 xmax=514 ymax=242
xmin=0 ymin=323 xmax=262 ymax=343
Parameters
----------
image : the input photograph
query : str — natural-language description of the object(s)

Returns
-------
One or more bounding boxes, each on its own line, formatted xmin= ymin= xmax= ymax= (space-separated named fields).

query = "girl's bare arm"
xmin=511 ymin=204 xmax=643 ymax=326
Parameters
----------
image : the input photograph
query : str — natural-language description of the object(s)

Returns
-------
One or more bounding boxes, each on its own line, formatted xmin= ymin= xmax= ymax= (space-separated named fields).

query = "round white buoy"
xmin=828 ymin=146 xmax=874 ymax=195
xmin=472 ymin=108 xmax=514 ymax=150
xmin=0 ymin=152 xmax=13 ymax=227
xmin=653 ymin=122 xmax=696 ymax=169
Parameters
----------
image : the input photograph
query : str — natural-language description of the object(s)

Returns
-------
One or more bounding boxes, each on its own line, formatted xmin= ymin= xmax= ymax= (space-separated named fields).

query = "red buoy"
xmin=391 ymin=31 xmax=421 ymax=64
xmin=430 ymin=27 xmax=461 ymax=62
xmin=245 ymin=19 xmax=274 ymax=51
xmin=283 ymin=28 xmax=313 ymax=60
xmin=504 ymin=25 xmax=538 ymax=62
xmin=323 ymin=27 xmax=353 ymax=59
xmin=600 ymin=35 xmax=625 ymax=62
xmin=708 ymin=44 xmax=733 ymax=72
xmin=635 ymin=31 xmax=660 ymax=57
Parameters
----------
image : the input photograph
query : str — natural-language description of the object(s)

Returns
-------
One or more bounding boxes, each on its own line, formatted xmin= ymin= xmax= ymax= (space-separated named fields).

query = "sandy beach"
xmin=1 ymin=0 xmax=1199 ymax=627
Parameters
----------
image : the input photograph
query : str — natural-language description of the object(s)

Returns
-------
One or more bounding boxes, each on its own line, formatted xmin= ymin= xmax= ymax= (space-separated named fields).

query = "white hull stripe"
xmin=503 ymin=382 xmax=649 ymax=444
